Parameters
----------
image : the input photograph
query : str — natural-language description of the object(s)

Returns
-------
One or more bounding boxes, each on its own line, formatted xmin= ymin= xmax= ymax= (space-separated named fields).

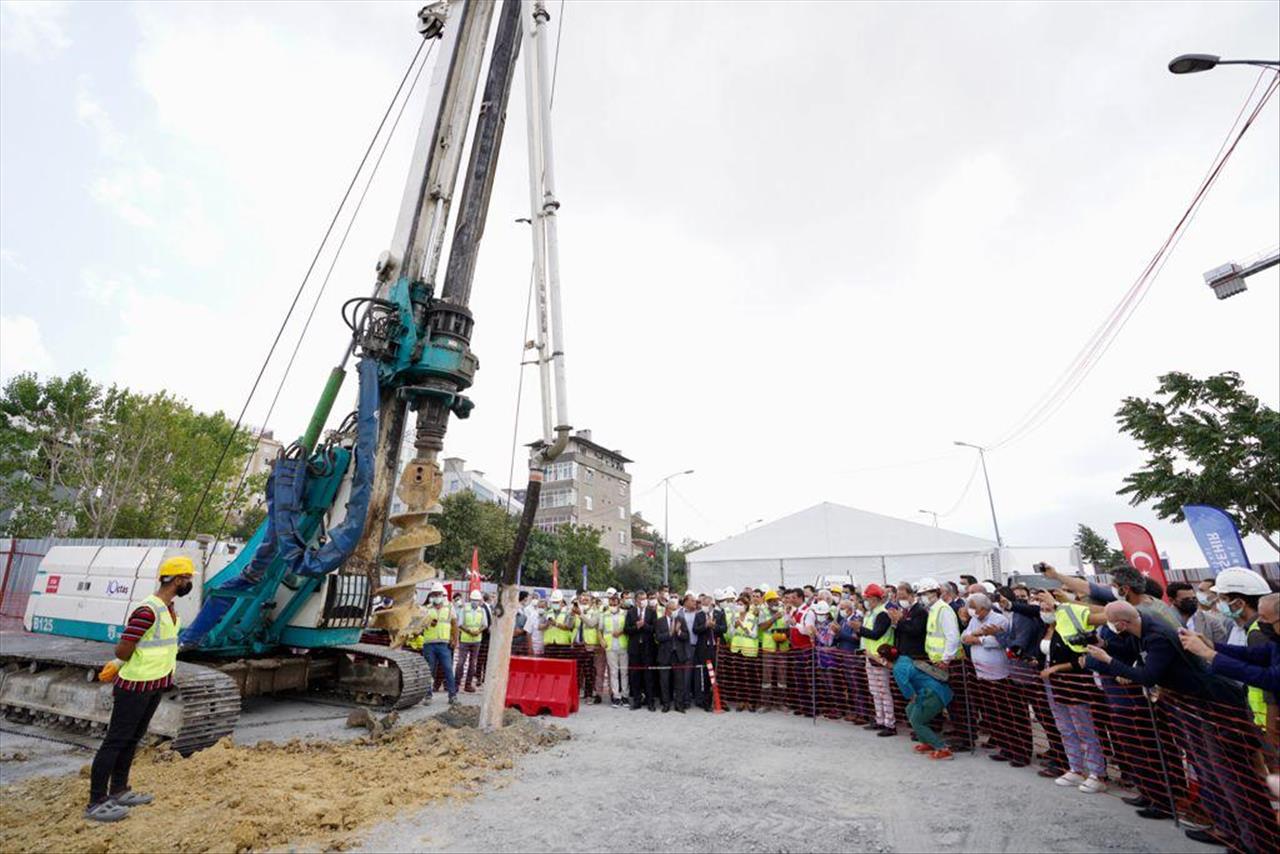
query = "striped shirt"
xmin=114 ymin=603 xmax=176 ymax=692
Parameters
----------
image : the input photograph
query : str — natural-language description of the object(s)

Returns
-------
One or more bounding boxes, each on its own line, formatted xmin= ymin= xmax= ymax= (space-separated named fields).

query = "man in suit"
xmin=693 ymin=592 xmax=718 ymax=711
xmin=625 ymin=589 xmax=657 ymax=711
xmin=653 ymin=599 xmax=685 ymax=712
xmin=674 ymin=593 xmax=700 ymax=711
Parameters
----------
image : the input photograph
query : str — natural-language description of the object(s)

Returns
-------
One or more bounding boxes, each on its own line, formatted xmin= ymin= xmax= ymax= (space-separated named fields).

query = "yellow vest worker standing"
xmin=418 ymin=582 xmax=459 ymax=705
xmin=600 ymin=591 xmax=629 ymax=706
xmin=86 ymin=555 xmax=195 ymax=823
xmin=454 ymin=590 xmax=489 ymax=693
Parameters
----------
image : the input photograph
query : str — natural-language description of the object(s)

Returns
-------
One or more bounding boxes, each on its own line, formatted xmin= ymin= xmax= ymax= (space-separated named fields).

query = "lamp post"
xmin=953 ymin=442 xmax=1003 ymax=547
xmin=744 ymin=518 xmax=763 ymax=532
xmin=918 ymin=509 xmax=939 ymax=527
xmin=1167 ymin=54 xmax=1279 ymax=74
xmin=660 ymin=469 xmax=694 ymax=586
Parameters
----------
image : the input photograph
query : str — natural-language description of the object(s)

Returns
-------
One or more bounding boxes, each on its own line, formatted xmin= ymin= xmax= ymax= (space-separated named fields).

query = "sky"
xmin=1 ymin=0 xmax=1277 ymax=568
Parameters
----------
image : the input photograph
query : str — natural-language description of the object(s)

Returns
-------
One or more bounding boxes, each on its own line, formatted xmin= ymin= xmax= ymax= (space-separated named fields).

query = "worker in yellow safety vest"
xmin=729 ymin=592 xmax=760 ymax=712
xmin=415 ymin=582 xmax=459 ymax=706
xmin=600 ymin=591 xmax=629 ymax=706
xmin=87 ymin=555 xmax=195 ymax=823
xmin=758 ymin=590 xmax=789 ymax=706
xmin=454 ymin=590 xmax=489 ymax=693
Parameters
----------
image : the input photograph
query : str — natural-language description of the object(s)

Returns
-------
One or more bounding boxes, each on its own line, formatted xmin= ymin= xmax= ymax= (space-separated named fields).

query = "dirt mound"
xmin=0 ymin=715 xmax=569 ymax=854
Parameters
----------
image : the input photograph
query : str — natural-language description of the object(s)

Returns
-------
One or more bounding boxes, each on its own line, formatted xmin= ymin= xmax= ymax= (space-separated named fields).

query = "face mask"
xmin=1040 ymin=611 xmax=1055 ymax=625
xmin=1217 ymin=600 xmax=1242 ymax=619
xmin=1111 ymin=587 xmax=1123 ymax=601
xmin=1106 ymin=621 xmax=1122 ymax=635
xmin=898 ymin=600 xmax=911 ymax=609
xmin=623 ymin=599 xmax=634 ymax=608
xmin=609 ymin=604 xmax=619 ymax=613
xmin=816 ymin=615 xmax=830 ymax=624
xmin=176 ymin=579 xmax=194 ymax=597
xmin=1176 ymin=599 xmax=1198 ymax=617
xmin=636 ymin=599 xmax=647 ymax=610
xmin=1195 ymin=592 xmax=1212 ymax=606
xmin=429 ymin=595 xmax=443 ymax=605
xmin=924 ymin=593 xmax=939 ymax=606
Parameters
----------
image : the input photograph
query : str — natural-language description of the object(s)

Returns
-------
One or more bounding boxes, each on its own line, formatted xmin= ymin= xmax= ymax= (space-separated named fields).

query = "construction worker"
xmin=854 ymin=583 xmax=897 ymax=736
xmin=600 ymin=591 xmax=629 ymax=706
xmin=543 ymin=590 xmax=571 ymax=662
xmin=729 ymin=591 xmax=760 ymax=712
xmin=917 ymin=576 xmax=972 ymax=749
xmin=454 ymin=590 xmax=488 ymax=692
xmin=86 ymin=555 xmax=195 ymax=822
xmin=758 ymin=589 xmax=789 ymax=708
xmin=419 ymin=582 xmax=458 ymax=705
xmin=582 ymin=591 xmax=606 ymax=704
xmin=1210 ymin=566 xmax=1274 ymax=729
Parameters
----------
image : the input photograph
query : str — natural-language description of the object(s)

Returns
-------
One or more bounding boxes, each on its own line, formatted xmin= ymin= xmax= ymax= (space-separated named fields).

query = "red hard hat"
xmin=863 ymin=583 xmax=885 ymax=599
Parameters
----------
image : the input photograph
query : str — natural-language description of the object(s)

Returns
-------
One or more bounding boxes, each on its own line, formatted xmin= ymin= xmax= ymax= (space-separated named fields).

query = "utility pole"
xmin=917 ymin=509 xmax=939 ymax=527
xmin=954 ymin=441 xmax=1003 ymax=547
xmin=660 ymin=469 xmax=694 ymax=586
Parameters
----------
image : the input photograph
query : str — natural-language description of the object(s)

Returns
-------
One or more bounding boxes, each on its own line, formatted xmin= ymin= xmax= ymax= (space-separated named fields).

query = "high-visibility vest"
xmin=730 ymin=610 xmax=759 ymax=658
xmin=582 ymin=609 xmax=600 ymax=646
xmin=1245 ymin=619 xmax=1267 ymax=729
xmin=925 ymin=600 xmax=964 ymax=663
xmin=600 ymin=610 xmax=628 ymax=650
xmin=544 ymin=608 xmax=571 ymax=645
xmin=1054 ymin=603 xmax=1094 ymax=653
xmin=423 ymin=605 xmax=453 ymax=644
xmin=459 ymin=605 xmax=485 ymax=644
xmin=759 ymin=612 xmax=788 ymax=652
xmin=118 ymin=595 xmax=180 ymax=683
xmin=861 ymin=604 xmax=896 ymax=654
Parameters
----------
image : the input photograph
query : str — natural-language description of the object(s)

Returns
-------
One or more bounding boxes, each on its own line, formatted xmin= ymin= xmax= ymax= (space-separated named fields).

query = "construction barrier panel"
xmin=525 ymin=639 xmax=1278 ymax=853
xmin=505 ymin=655 xmax=579 ymax=718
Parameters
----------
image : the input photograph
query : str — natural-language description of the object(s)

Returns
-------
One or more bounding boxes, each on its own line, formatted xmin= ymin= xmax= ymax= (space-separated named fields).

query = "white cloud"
xmin=0 ymin=247 xmax=28 ymax=273
xmin=74 ymin=76 xmax=126 ymax=157
xmin=0 ymin=0 xmax=70 ymax=61
xmin=0 ymin=314 xmax=54 ymax=381
xmin=80 ymin=269 xmax=125 ymax=304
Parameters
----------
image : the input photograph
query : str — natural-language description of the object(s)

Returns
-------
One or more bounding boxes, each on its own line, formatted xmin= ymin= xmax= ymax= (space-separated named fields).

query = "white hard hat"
xmin=430 ymin=582 xmax=446 ymax=594
xmin=683 ymin=590 xmax=695 ymax=600
xmin=605 ymin=587 xmax=617 ymax=597
xmin=915 ymin=577 xmax=941 ymax=594
xmin=723 ymin=586 xmax=737 ymax=599
xmin=981 ymin=581 xmax=998 ymax=595
xmin=712 ymin=588 xmax=724 ymax=600
xmin=812 ymin=601 xmax=831 ymax=616
xmin=550 ymin=590 xmax=564 ymax=602
xmin=1210 ymin=567 xmax=1271 ymax=596
xmin=758 ymin=583 xmax=773 ymax=594
xmin=469 ymin=590 xmax=482 ymax=601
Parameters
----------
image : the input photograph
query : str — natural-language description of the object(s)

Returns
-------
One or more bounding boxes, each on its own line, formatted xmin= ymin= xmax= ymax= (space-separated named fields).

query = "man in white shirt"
xmin=962 ymin=593 xmax=1029 ymax=766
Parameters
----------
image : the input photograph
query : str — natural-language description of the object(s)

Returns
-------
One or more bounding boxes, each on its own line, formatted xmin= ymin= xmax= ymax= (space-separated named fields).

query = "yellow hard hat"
xmin=158 ymin=555 xmax=195 ymax=578
xmin=763 ymin=590 xmax=779 ymax=602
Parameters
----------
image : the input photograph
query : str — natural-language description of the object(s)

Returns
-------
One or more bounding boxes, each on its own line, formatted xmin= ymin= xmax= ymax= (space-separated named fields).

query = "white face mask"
xmin=1040 ymin=611 xmax=1055 ymax=625
xmin=924 ymin=593 xmax=939 ymax=606
xmin=609 ymin=605 xmax=619 ymax=613
xmin=1195 ymin=592 xmax=1212 ymax=606
xmin=429 ymin=595 xmax=443 ymax=605
xmin=1106 ymin=621 xmax=1122 ymax=635
xmin=898 ymin=600 xmax=911 ymax=609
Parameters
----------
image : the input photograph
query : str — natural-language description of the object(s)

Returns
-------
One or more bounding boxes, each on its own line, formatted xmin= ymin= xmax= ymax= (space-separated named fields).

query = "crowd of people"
xmin=409 ymin=567 xmax=1278 ymax=853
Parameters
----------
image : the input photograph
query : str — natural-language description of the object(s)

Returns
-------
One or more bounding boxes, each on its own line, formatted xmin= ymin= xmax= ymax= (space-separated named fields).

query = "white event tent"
xmin=687 ymin=502 xmax=999 ymax=592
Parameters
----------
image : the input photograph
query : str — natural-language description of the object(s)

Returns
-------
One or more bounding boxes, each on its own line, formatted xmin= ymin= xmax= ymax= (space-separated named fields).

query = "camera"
xmin=1066 ymin=631 xmax=1098 ymax=647
xmin=1033 ymin=562 xmax=1049 ymax=573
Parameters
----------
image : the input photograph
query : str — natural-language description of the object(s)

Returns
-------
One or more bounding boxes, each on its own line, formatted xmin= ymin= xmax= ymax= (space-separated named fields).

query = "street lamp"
xmin=953 ymin=441 xmax=1004 ymax=547
xmin=660 ymin=469 xmax=694 ymax=586
xmin=917 ymin=509 xmax=939 ymax=527
xmin=744 ymin=518 xmax=764 ymax=532
xmin=1167 ymin=54 xmax=1279 ymax=74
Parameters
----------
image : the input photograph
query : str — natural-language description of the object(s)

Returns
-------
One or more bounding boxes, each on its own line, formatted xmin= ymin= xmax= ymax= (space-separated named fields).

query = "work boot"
xmin=421 ymin=694 xmax=433 ymax=706
xmin=448 ymin=695 xmax=459 ymax=705
xmin=464 ymin=685 xmax=476 ymax=694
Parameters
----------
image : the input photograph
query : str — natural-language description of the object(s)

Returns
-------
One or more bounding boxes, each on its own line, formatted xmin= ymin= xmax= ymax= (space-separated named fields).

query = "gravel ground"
xmin=0 ymin=660 xmax=1221 ymax=854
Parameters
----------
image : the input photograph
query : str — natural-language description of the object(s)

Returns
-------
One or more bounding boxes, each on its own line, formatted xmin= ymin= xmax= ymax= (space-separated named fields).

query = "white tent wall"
xmin=689 ymin=551 xmax=989 ymax=593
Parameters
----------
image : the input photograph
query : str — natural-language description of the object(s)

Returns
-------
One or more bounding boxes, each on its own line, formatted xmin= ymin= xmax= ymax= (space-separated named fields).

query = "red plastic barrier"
xmin=505 ymin=655 xmax=580 ymax=718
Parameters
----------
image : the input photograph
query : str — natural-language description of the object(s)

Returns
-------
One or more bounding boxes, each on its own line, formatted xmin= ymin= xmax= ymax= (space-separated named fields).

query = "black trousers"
xmin=89 ymin=686 xmax=163 ymax=804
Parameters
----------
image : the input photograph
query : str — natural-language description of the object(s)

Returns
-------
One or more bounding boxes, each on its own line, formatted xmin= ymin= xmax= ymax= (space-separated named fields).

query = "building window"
xmin=618 ymin=531 xmax=625 ymax=545
xmin=619 ymin=483 xmax=625 ymax=495
xmin=584 ymin=468 xmax=594 ymax=482
xmin=617 ymin=506 xmax=625 ymax=521
xmin=584 ymin=495 xmax=593 ymax=511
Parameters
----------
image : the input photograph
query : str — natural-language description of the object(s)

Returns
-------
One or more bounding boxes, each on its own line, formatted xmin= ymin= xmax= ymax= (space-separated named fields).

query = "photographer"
xmin=1038 ymin=592 xmax=1109 ymax=793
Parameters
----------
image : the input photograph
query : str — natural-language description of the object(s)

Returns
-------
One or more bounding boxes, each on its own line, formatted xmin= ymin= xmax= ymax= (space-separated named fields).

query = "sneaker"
xmin=110 ymin=791 xmax=153 ymax=807
xmin=913 ymin=743 xmax=934 ymax=754
xmin=1077 ymin=775 xmax=1107 ymax=794
xmin=1054 ymin=771 xmax=1086 ymax=787
xmin=876 ymin=727 xmax=898 ymax=737
xmin=421 ymin=695 xmax=433 ymax=706
xmin=447 ymin=695 xmax=459 ymax=705
xmin=929 ymin=748 xmax=954 ymax=761
xmin=85 ymin=800 xmax=130 ymax=823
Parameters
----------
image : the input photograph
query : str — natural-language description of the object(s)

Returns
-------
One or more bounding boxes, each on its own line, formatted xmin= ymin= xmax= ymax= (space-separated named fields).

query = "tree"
xmin=1115 ymin=371 xmax=1280 ymax=553
xmin=429 ymin=491 xmax=516 ymax=578
xmin=0 ymin=371 xmax=257 ymax=539
xmin=1073 ymin=524 xmax=1125 ymax=570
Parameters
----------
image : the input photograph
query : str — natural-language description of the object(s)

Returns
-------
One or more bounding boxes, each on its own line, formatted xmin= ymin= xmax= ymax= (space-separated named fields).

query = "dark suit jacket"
xmin=653 ymin=613 xmax=680 ymax=665
xmin=625 ymin=606 xmax=657 ymax=660
xmin=693 ymin=610 xmax=715 ymax=661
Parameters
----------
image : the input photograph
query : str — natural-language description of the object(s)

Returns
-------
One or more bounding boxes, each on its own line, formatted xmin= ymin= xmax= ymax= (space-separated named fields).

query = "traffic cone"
xmin=706 ymin=662 xmax=725 ymax=713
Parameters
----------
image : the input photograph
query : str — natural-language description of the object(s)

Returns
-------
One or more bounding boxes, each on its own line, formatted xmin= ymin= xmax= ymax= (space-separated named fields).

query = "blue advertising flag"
xmin=1182 ymin=504 xmax=1251 ymax=576
xmin=581 ymin=564 xmax=588 ymax=591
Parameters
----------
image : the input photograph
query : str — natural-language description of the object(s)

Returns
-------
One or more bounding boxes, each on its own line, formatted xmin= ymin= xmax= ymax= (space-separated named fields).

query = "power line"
xmin=181 ymin=35 xmax=433 ymax=543
xmin=988 ymin=71 xmax=1279 ymax=452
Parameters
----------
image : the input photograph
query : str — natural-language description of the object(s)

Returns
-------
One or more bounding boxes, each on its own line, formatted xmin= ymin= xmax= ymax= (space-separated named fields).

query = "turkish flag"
xmin=1114 ymin=522 xmax=1169 ymax=596
xmin=468 ymin=547 xmax=482 ymax=594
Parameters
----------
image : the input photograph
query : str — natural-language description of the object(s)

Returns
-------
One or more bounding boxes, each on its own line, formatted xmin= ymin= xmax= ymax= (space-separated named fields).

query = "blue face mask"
xmin=1217 ymin=600 xmax=1242 ymax=619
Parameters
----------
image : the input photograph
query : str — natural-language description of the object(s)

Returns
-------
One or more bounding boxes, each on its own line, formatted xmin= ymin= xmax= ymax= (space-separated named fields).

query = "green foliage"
xmin=1073 ymin=523 xmax=1125 ymax=569
xmin=0 ymin=371 xmax=256 ymax=539
xmin=1115 ymin=371 xmax=1280 ymax=553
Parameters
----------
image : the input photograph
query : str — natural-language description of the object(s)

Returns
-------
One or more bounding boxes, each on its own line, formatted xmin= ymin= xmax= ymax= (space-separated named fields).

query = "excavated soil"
xmin=0 ymin=709 xmax=567 ymax=854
